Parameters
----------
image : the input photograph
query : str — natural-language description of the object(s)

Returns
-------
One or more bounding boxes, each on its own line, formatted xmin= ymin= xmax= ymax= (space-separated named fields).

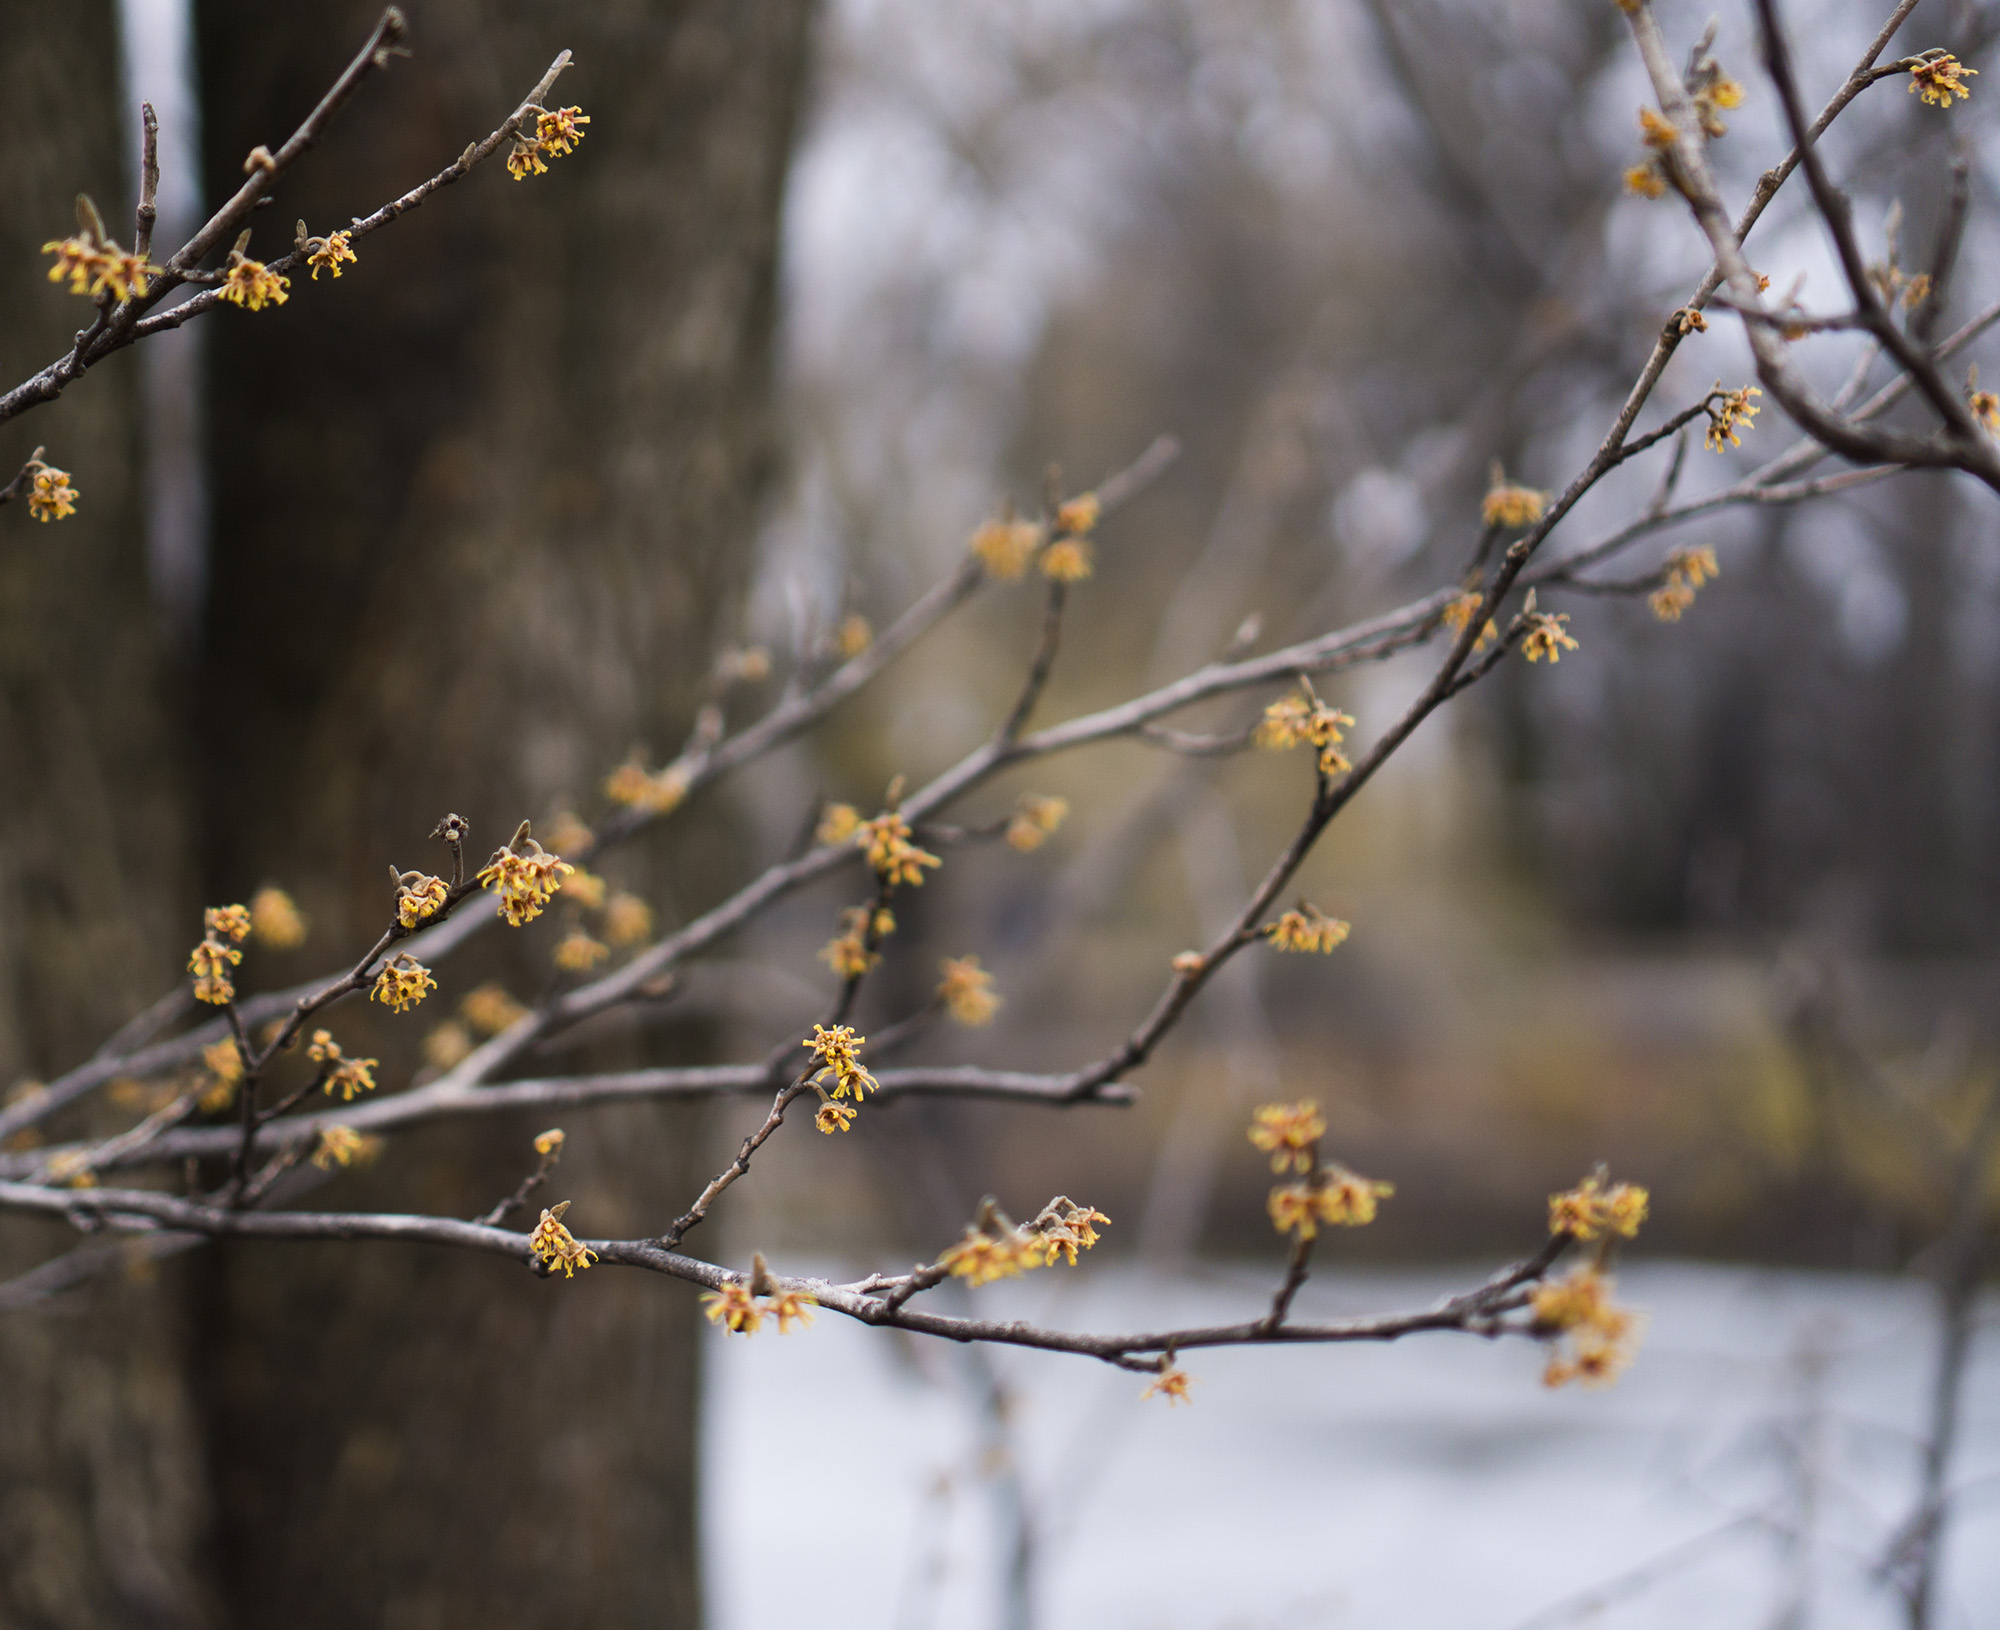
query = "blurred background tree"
xmin=2 ymin=0 xmax=809 ymax=1623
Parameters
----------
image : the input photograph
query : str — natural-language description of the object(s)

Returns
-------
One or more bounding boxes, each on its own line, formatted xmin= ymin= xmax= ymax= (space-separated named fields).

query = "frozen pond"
xmin=702 ymin=1261 xmax=1998 ymax=1630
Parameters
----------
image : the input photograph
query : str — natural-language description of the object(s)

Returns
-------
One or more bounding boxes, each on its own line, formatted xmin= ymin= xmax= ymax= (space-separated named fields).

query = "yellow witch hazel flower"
xmin=529 ymin=1200 xmax=598 ymax=1277
xmin=1533 ymin=1266 xmax=1644 ymax=1388
xmin=1967 ymin=365 xmax=2000 ymax=433
xmin=188 ymin=932 xmax=243 ymax=1006
xmin=461 ymin=982 xmax=529 ymax=1036
xmin=938 ymin=1216 xmax=1045 ymax=1287
xmin=820 ymin=904 xmax=892 ymax=980
xmin=1025 ymin=1195 xmax=1111 ymax=1266
xmin=604 ymin=754 xmax=689 ymax=815
xmin=855 ymin=808 xmax=941 ymax=887
xmin=1254 ymin=686 xmax=1355 ymax=776
xmin=1248 ymin=1100 xmax=1326 ymax=1174
xmin=1518 ymin=591 xmax=1579 ymax=664
xmin=249 ymin=885 xmax=307 ymax=948
xmin=804 ymin=1023 xmax=878 ymax=1102
xmin=371 ymin=953 xmax=437 ymax=1013
xmin=817 ymin=803 xmax=862 ymax=846
xmin=1548 ymin=1170 xmax=1649 ymax=1241
xmin=304 ymin=228 xmax=356 ymax=280
xmin=308 ymin=1030 xmax=378 ymax=1101
xmin=22 ymin=455 xmax=79 ymax=523
xmin=477 ymin=822 xmax=574 ymax=926
xmin=42 ymin=233 xmax=158 ymax=302
xmin=311 ymin=1125 xmax=379 ymax=1171
xmin=218 ymin=249 xmax=288 ymax=311
xmin=602 ymin=891 xmax=654 ymax=947
xmin=1040 ymin=536 xmax=1093 ymax=582
xmin=536 ymin=106 xmax=590 ymax=154
xmin=1267 ymin=1168 xmax=1394 ymax=1238
xmin=1909 ymin=51 xmax=1976 ymax=108
xmin=1481 ymin=464 xmax=1546 ymax=529
xmin=702 ymin=1281 xmax=763 ymax=1333
xmin=969 ymin=510 xmax=1046 ymax=580
xmin=1443 ymin=590 xmax=1498 ymax=651
xmin=1704 ymin=384 xmax=1761 ymax=452
xmin=702 ymin=1254 xmax=816 ymax=1335
xmin=1006 ymin=793 xmax=1069 ymax=852
xmin=1142 ymin=1366 xmax=1196 ymax=1406
xmin=393 ymin=869 xmax=449 ymax=928
xmin=937 ymin=955 xmax=1001 ymax=1026
xmin=553 ymin=931 xmax=609 ymax=972
xmin=1649 ymin=545 xmax=1719 ymax=623
xmin=1264 ymin=904 xmax=1350 ymax=954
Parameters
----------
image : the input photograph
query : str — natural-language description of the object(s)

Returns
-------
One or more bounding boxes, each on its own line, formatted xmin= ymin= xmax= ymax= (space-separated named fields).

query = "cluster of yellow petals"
xmin=1704 ymin=384 xmax=1762 ymax=452
xmin=308 ymin=1029 xmax=379 ymax=1101
xmin=206 ymin=904 xmax=253 ymax=943
xmin=1141 ymin=1366 xmax=1196 ymax=1406
xmin=804 ymin=1023 xmax=878 ymax=1108
xmin=371 ymin=953 xmax=437 ymax=1013
xmin=553 ymin=931 xmax=609 ymax=972
xmin=701 ymin=1281 xmax=817 ymax=1336
xmin=42 ymin=233 xmax=158 ymax=302
xmin=509 ymin=104 xmax=591 ymax=179
xmin=970 ymin=514 xmax=1046 ymax=580
xmin=1005 ymin=793 xmax=1069 ymax=852
xmin=423 ymin=1021 xmax=473 ymax=1070
xmin=604 ymin=755 xmax=689 ymax=816
xmin=1649 ymin=545 xmax=1720 ymax=623
xmin=249 ymin=885 xmax=308 ymax=949
xmin=1532 ymin=1266 xmax=1643 ymax=1388
xmin=1267 ymin=1169 xmax=1394 ymax=1238
xmin=189 ymin=904 xmax=251 ymax=1005
xmin=702 ymin=1254 xmax=816 ymax=1335
xmin=394 ymin=870 xmax=449 ymax=929
xmin=602 ymin=892 xmax=654 ymax=947
xmin=477 ymin=829 xmax=574 ymax=926
xmin=937 ymin=955 xmax=1001 ymax=1026
xmin=305 ymin=229 xmax=356 ymax=280
xmin=196 ymin=1040 xmax=241 ymax=1114
xmin=24 ymin=458 xmax=78 ymax=523
xmin=1481 ymin=473 xmax=1547 ymax=530
xmin=1547 ymin=1172 xmax=1650 ymax=1241
xmin=1263 ymin=904 xmax=1350 ymax=954
xmin=820 ymin=904 xmax=891 ymax=980
xmin=938 ymin=1196 xmax=1110 ymax=1284
xmin=218 ymin=250 xmax=289 ymax=311
xmin=311 ymin=1125 xmax=380 ymax=1171
xmin=1691 ymin=67 xmax=1746 ymax=138
xmin=1254 ymin=688 xmax=1355 ymax=777
xmin=1443 ymin=590 xmax=1498 ymax=652
xmin=1247 ymin=1100 xmax=1325 ymax=1174
xmin=1520 ymin=606 xmax=1580 ymax=665
xmin=939 ymin=1227 xmax=1046 ymax=1287
xmin=461 ymin=983 xmax=529 ymax=1036
xmin=855 ymin=809 xmax=941 ymax=887
xmin=1910 ymin=52 xmax=1977 ymax=107
xmin=529 ymin=1200 xmax=598 ymax=1277
xmin=835 ymin=615 xmax=873 ymax=658
xmin=1027 ymin=1195 xmax=1111 ymax=1266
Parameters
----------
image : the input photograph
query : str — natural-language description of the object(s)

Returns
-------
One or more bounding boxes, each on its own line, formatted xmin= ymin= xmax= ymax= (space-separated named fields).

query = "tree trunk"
xmin=188 ymin=2 xmax=809 ymax=1625
xmin=0 ymin=3 xmax=214 ymax=1625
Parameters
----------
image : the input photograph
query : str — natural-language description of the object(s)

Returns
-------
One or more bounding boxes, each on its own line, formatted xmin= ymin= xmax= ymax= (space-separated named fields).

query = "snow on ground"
xmin=702 ymin=1261 xmax=1998 ymax=1630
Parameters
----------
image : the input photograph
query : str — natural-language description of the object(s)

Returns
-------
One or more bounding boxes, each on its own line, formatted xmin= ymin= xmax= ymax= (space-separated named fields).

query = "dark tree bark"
xmin=0 ymin=4 xmax=214 ymax=1626
xmin=187 ymin=3 xmax=811 ymax=1625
